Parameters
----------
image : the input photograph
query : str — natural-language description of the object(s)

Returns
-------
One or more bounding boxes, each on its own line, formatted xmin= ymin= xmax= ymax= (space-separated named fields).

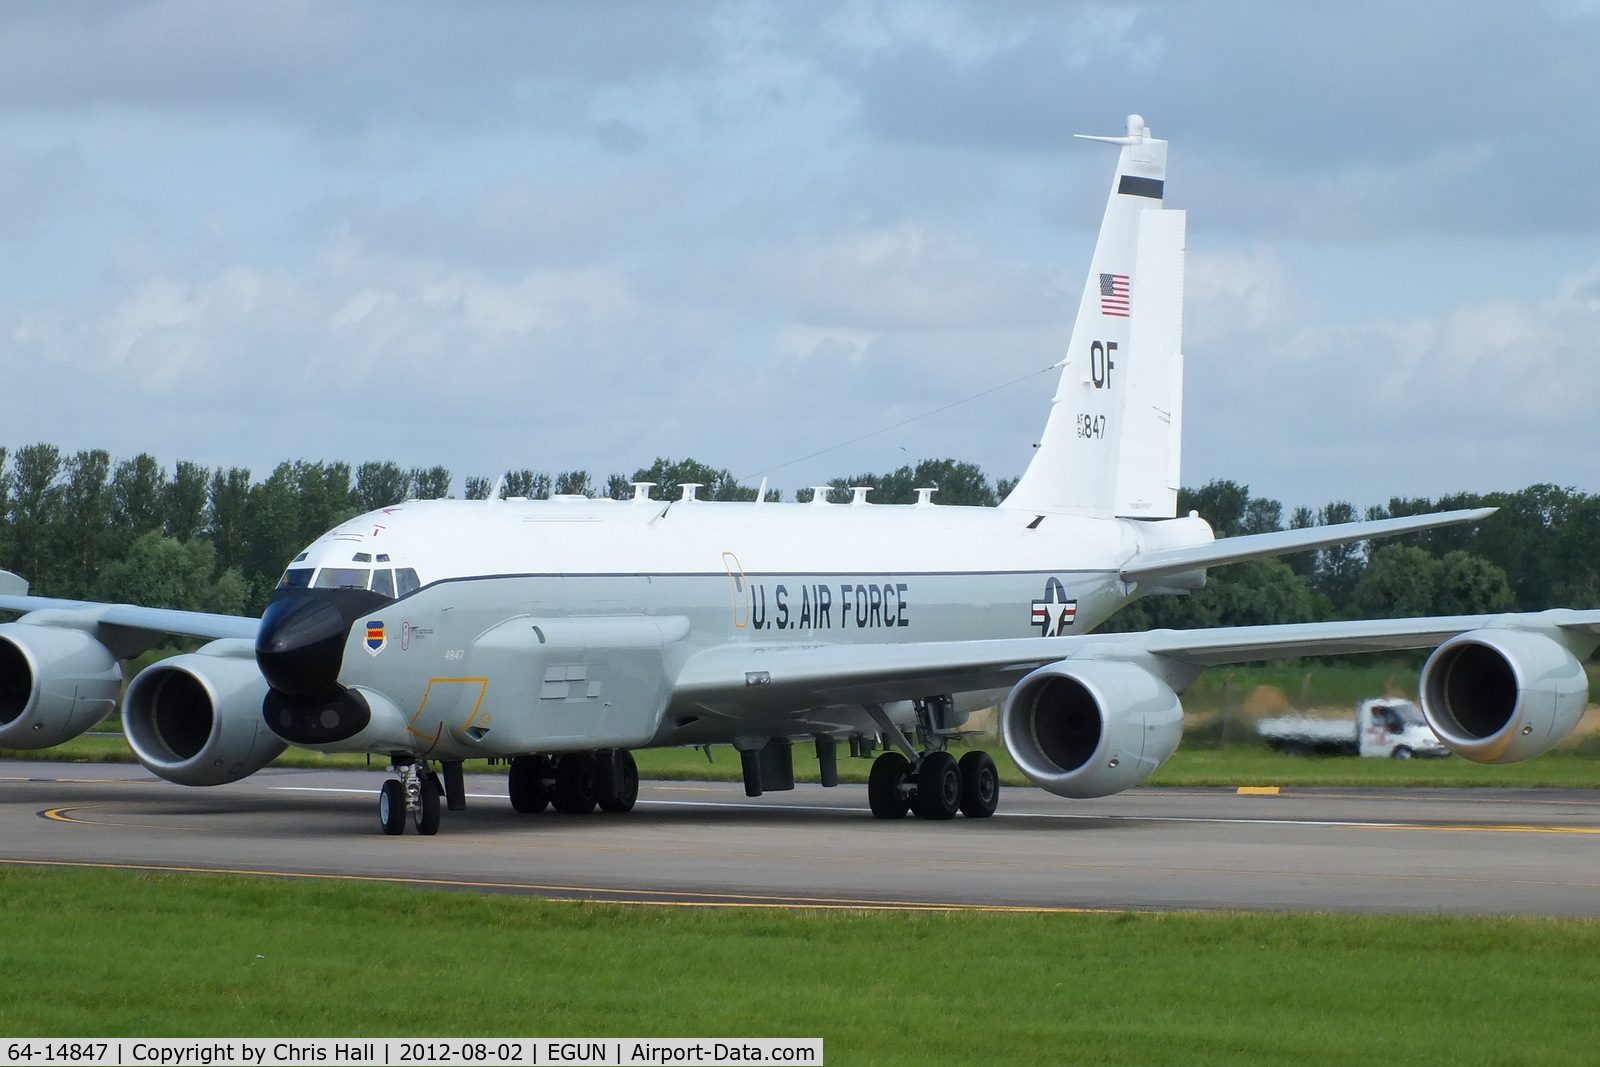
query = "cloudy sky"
xmin=1 ymin=1 xmax=1597 ymax=511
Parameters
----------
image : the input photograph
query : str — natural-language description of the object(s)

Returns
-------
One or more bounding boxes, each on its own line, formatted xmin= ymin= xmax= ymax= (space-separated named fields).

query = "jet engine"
xmin=123 ymin=640 xmax=286 ymax=785
xmin=0 ymin=621 xmax=122 ymax=749
xmin=1001 ymin=659 xmax=1184 ymax=798
xmin=1420 ymin=628 xmax=1590 ymax=764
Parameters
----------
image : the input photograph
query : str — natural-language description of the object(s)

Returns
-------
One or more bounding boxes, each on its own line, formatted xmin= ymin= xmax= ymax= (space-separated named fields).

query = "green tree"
xmin=825 ymin=460 xmax=997 ymax=507
xmin=631 ymin=458 xmax=757 ymax=502
xmin=95 ymin=532 xmax=248 ymax=615
xmin=0 ymin=447 xmax=11 ymax=570
xmin=555 ymin=470 xmax=592 ymax=497
xmin=1309 ymin=501 xmax=1364 ymax=608
xmin=1181 ymin=480 xmax=1251 ymax=535
xmin=1349 ymin=544 xmax=1440 ymax=619
xmin=605 ymin=473 xmax=635 ymax=500
xmin=292 ymin=461 xmax=357 ymax=540
xmin=243 ymin=464 xmax=308 ymax=611
xmin=1433 ymin=550 xmax=1516 ymax=616
xmin=57 ymin=449 xmax=113 ymax=598
xmin=409 ymin=467 xmax=452 ymax=500
xmin=1103 ymin=557 xmax=1324 ymax=632
xmin=356 ymin=461 xmax=411 ymax=511
xmin=462 ymin=476 xmax=491 ymax=501
xmin=9 ymin=444 xmax=62 ymax=590
xmin=207 ymin=468 xmax=252 ymax=574
xmin=110 ymin=453 xmax=168 ymax=550
xmin=165 ymin=461 xmax=210 ymax=542
xmin=502 ymin=469 xmax=551 ymax=499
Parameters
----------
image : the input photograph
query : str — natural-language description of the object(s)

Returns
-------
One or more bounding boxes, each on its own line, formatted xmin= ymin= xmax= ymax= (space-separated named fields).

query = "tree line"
xmin=0 ymin=442 xmax=1594 ymax=626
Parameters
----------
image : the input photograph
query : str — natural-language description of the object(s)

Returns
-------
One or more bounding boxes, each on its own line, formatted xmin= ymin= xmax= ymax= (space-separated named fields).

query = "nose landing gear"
xmin=378 ymin=759 xmax=443 ymax=836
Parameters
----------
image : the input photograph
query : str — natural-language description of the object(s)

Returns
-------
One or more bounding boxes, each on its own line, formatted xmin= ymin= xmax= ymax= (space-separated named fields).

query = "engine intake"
xmin=1420 ymin=628 xmax=1589 ymax=764
xmin=0 ymin=622 xmax=121 ymax=749
xmin=123 ymin=640 xmax=286 ymax=785
xmin=1002 ymin=659 xmax=1183 ymax=798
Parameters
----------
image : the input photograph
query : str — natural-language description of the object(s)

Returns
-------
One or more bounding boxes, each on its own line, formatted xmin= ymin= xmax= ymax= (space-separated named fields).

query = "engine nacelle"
xmin=1420 ymin=628 xmax=1590 ymax=765
xmin=0 ymin=622 xmax=122 ymax=749
xmin=123 ymin=640 xmax=286 ymax=785
xmin=1001 ymin=659 xmax=1184 ymax=798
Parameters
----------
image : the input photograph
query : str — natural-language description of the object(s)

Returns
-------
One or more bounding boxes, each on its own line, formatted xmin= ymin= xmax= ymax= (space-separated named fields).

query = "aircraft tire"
xmin=414 ymin=775 xmax=442 ymax=836
xmin=598 ymin=750 xmax=639 ymax=813
xmin=509 ymin=755 xmax=550 ymax=814
xmin=552 ymin=753 xmax=600 ymax=814
xmin=957 ymin=750 xmax=1000 ymax=818
xmin=867 ymin=752 xmax=911 ymax=820
xmin=914 ymin=751 xmax=961 ymax=820
xmin=379 ymin=779 xmax=406 ymax=835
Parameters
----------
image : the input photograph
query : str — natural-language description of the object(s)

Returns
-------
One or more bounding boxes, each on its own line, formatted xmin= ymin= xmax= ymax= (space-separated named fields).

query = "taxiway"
xmin=3 ymin=760 xmax=1598 ymax=916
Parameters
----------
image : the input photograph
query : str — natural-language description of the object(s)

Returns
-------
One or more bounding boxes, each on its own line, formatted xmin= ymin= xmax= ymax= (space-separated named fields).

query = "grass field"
xmin=11 ymin=732 xmax=1600 ymax=790
xmin=0 ymin=865 xmax=1596 ymax=1065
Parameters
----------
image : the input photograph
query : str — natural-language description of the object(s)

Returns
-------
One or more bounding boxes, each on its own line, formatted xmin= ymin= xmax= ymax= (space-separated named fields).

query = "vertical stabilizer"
xmin=1001 ymin=115 xmax=1186 ymax=518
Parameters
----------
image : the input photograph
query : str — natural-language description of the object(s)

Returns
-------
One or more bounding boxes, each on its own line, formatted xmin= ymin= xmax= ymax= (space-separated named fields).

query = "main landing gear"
xmin=508 ymin=750 xmax=639 ymax=817
xmin=377 ymin=750 xmax=639 ymax=836
xmin=863 ymin=699 xmax=1000 ymax=821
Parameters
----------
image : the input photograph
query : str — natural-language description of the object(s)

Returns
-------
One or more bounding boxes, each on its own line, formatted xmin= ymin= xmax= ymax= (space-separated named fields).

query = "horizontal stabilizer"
xmin=0 ymin=571 xmax=27 ymax=597
xmin=1120 ymin=507 xmax=1497 ymax=584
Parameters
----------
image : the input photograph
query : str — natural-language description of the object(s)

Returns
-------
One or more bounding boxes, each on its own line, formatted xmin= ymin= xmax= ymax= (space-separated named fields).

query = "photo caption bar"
xmin=1 ymin=1040 xmax=822 ymax=1066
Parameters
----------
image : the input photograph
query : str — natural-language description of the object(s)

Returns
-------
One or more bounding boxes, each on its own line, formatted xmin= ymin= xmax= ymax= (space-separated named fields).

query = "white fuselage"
xmin=282 ymin=496 xmax=1214 ymax=759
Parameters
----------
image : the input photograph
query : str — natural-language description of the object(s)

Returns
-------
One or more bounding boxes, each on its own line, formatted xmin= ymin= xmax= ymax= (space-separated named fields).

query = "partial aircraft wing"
xmin=0 ymin=575 xmax=258 ymax=657
xmin=674 ymin=607 xmax=1600 ymax=709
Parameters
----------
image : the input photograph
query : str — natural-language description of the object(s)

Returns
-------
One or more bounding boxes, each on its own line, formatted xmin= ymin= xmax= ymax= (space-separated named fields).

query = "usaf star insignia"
xmin=1030 ymin=578 xmax=1077 ymax=637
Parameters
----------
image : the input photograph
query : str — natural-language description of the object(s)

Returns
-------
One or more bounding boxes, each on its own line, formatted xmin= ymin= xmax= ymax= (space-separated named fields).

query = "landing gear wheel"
xmin=379 ymin=779 xmax=406 ymax=835
xmin=552 ymin=753 xmax=600 ymax=814
xmin=1391 ymin=746 xmax=1413 ymax=761
xmin=414 ymin=774 xmax=442 ymax=835
xmin=867 ymin=752 xmax=912 ymax=820
xmin=958 ymin=751 xmax=1000 ymax=818
xmin=598 ymin=751 xmax=639 ymax=813
xmin=509 ymin=755 xmax=550 ymax=813
xmin=914 ymin=750 xmax=962 ymax=820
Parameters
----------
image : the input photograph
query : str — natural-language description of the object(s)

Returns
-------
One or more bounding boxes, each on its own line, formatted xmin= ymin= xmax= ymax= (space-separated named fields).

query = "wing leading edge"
xmin=673 ymin=608 xmax=1600 ymax=710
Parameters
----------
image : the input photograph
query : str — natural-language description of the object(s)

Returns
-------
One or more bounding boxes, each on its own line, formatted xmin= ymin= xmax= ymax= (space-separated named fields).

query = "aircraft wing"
xmin=0 ymin=588 xmax=259 ymax=653
xmin=673 ymin=608 xmax=1600 ymax=708
xmin=1120 ymin=508 xmax=1497 ymax=584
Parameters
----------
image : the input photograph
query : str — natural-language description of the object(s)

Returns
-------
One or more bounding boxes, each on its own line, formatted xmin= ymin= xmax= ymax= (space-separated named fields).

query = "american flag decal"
xmin=1100 ymin=273 xmax=1129 ymax=317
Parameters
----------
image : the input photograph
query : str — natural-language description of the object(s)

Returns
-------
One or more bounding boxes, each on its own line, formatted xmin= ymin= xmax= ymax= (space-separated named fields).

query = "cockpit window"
xmin=396 ymin=568 xmax=421 ymax=596
xmin=313 ymin=567 xmax=370 ymax=590
xmin=370 ymin=568 xmax=396 ymax=598
xmin=278 ymin=568 xmax=314 ymax=590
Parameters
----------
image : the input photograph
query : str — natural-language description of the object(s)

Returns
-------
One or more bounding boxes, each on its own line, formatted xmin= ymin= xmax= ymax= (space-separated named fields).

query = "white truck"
xmin=1256 ymin=698 xmax=1451 ymax=760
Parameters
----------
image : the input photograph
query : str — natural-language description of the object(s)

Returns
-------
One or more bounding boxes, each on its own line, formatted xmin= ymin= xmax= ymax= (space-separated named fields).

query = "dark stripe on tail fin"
xmin=1118 ymin=175 xmax=1163 ymax=199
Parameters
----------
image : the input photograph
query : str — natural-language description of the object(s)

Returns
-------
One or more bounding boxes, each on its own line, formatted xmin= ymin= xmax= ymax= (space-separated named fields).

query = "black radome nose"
xmin=256 ymin=594 xmax=351 ymax=698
